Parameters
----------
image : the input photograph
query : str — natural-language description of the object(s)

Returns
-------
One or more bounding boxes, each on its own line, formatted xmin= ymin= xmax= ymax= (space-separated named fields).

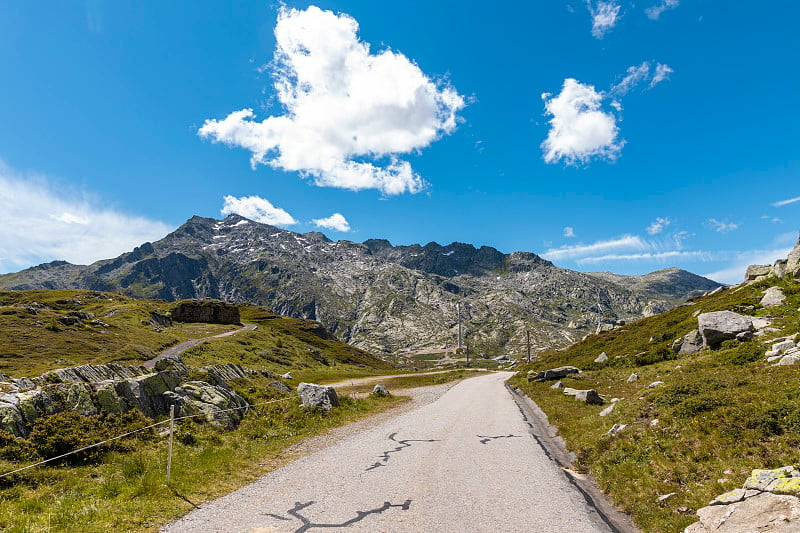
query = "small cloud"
xmin=198 ymin=6 xmax=465 ymax=196
xmin=53 ymin=212 xmax=90 ymax=225
xmin=221 ymin=195 xmax=297 ymax=227
xmin=772 ymin=195 xmax=800 ymax=207
xmin=541 ymin=78 xmax=623 ymax=165
xmin=646 ymin=216 xmax=671 ymax=235
xmin=761 ymin=215 xmax=783 ymax=223
xmin=708 ymin=218 xmax=739 ymax=233
xmin=312 ymin=213 xmax=351 ymax=232
xmin=645 ymin=0 xmax=679 ymax=20
xmin=587 ymin=1 xmax=622 ymax=39
xmin=649 ymin=63 xmax=673 ymax=88
xmin=610 ymin=61 xmax=673 ymax=96
xmin=563 ymin=226 xmax=576 ymax=238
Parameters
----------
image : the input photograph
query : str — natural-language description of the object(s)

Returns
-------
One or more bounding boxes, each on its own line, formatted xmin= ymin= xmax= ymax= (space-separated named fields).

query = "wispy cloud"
xmin=563 ymin=226 xmax=576 ymax=238
xmin=541 ymin=79 xmax=623 ymax=165
xmin=610 ymin=61 xmax=673 ymax=96
xmin=587 ymin=1 xmax=622 ymax=39
xmin=199 ymin=6 xmax=465 ymax=196
xmin=703 ymin=245 xmax=794 ymax=285
xmin=221 ymin=195 xmax=297 ymax=227
xmin=772 ymin=195 xmax=800 ymax=207
xmin=542 ymin=235 xmax=647 ymax=261
xmin=312 ymin=213 xmax=351 ymax=232
xmin=645 ymin=0 xmax=679 ymax=20
xmin=708 ymin=218 xmax=739 ymax=233
xmin=577 ymin=250 xmax=709 ymax=265
xmin=0 ymin=162 xmax=172 ymax=273
xmin=646 ymin=216 xmax=671 ymax=235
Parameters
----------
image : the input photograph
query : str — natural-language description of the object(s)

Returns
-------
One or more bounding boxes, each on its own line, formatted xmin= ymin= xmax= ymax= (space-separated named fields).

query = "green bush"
xmin=633 ymin=346 xmax=676 ymax=366
xmin=0 ymin=430 xmax=40 ymax=462
xmin=718 ymin=341 xmax=765 ymax=365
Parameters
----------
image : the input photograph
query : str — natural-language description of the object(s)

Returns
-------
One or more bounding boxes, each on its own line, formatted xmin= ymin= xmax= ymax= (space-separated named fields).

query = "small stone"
xmin=658 ymin=492 xmax=677 ymax=502
xmin=710 ymin=489 xmax=746 ymax=505
xmin=550 ymin=380 xmax=564 ymax=389
xmin=594 ymin=352 xmax=608 ymax=363
xmin=777 ymin=354 xmax=800 ymax=366
xmin=268 ymin=381 xmax=291 ymax=393
xmin=599 ymin=404 xmax=615 ymax=417
xmin=562 ymin=387 xmax=579 ymax=396
xmin=772 ymin=340 xmax=796 ymax=354
xmin=627 ymin=373 xmax=639 ymax=383
xmin=574 ymin=389 xmax=603 ymax=405
xmin=650 ymin=418 xmax=660 ymax=427
xmin=648 ymin=381 xmax=665 ymax=388
xmin=281 ymin=372 xmax=292 ymax=380
xmin=606 ymin=423 xmax=627 ymax=436
xmin=372 ymin=384 xmax=389 ymax=396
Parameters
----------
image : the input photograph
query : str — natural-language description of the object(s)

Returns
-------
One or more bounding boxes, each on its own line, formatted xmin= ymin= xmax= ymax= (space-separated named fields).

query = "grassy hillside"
xmin=509 ymin=276 xmax=800 ymax=532
xmin=0 ymin=289 xmax=392 ymax=378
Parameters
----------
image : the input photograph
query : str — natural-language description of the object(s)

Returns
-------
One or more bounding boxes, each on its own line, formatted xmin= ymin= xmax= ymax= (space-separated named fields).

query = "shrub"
xmin=718 ymin=341 xmax=765 ymax=365
xmin=0 ymin=430 xmax=40 ymax=462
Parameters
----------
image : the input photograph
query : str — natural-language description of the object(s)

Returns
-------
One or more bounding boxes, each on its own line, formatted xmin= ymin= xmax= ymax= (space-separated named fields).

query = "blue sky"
xmin=0 ymin=1 xmax=798 ymax=284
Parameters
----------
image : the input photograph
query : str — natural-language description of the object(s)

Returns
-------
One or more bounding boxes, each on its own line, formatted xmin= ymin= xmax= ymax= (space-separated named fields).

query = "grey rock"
xmin=528 ymin=366 xmax=580 ymax=381
xmin=372 ymin=384 xmax=389 ymax=396
xmin=594 ymin=352 xmax=608 ymax=363
xmin=550 ymin=380 xmax=565 ymax=389
xmin=281 ymin=372 xmax=293 ymax=380
xmin=13 ymin=377 xmax=35 ymax=391
xmin=710 ymin=489 xmax=747 ymax=506
xmin=648 ymin=381 xmax=665 ymax=388
xmin=745 ymin=264 xmax=773 ymax=282
xmin=657 ymin=492 xmax=677 ymax=502
xmin=606 ymin=424 xmax=627 ymax=436
xmin=0 ymin=371 xmax=11 ymax=381
xmin=673 ymin=330 xmax=704 ymax=354
xmin=0 ymin=401 xmax=24 ymax=436
xmin=154 ymin=355 xmax=188 ymax=372
xmin=599 ymin=403 xmax=615 ymax=417
xmin=686 ymin=492 xmax=800 ymax=532
xmin=297 ymin=382 xmax=339 ymax=410
xmin=562 ymin=388 xmax=579 ymax=396
xmin=574 ymin=389 xmax=603 ymax=405
xmin=627 ymin=373 xmax=639 ymax=383
xmin=787 ymin=232 xmax=800 ymax=277
xmin=697 ymin=311 xmax=754 ymax=348
xmin=777 ymin=354 xmax=800 ymax=366
xmin=268 ymin=381 xmax=292 ymax=393
xmin=172 ymin=381 xmax=249 ymax=430
xmin=761 ymin=286 xmax=787 ymax=308
xmin=772 ymin=340 xmax=796 ymax=354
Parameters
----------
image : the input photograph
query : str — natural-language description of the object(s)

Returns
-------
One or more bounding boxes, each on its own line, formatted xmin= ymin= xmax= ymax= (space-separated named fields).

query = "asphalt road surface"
xmin=163 ymin=372 xmax=614 ymax=532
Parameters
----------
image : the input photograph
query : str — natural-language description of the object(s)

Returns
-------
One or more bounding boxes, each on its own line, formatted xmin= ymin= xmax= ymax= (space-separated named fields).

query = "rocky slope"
xmin=0 ymin=215 xmax=722 ymax=355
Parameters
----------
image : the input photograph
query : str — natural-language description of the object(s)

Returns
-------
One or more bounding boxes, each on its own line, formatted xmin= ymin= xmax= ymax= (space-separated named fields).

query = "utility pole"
xmin=456 ymin=302 xmax=463 ymax=352
xmin=526 ymin=330 xmax=531 ymax=363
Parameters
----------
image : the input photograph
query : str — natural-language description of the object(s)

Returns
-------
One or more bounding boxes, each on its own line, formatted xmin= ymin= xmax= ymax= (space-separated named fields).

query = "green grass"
xmin=509 ymin=276 xmax=800 ymax=532
xmin=0 ymin=290 xmax=392 ymax=378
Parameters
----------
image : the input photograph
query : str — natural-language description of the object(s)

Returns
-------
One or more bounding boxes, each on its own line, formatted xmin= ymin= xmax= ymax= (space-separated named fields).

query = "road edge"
xmin=505 ymin=383 xmax=641 ymax=533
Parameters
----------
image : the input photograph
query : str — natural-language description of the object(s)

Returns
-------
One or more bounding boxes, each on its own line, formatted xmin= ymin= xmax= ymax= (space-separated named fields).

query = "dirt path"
xmin=144 ymin=323 xmax=257 ymax=368
xmin=163 ymin=372 xmax=619 ymax=532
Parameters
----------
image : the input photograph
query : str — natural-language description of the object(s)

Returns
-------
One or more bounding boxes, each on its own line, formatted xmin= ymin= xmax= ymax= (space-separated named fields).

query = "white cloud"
xmin=772 ymin=195 xmax=800 ymax=207
xmin=542 ymin=235 xmax=647 ymax=261
xmin=646 ymin=216 xmax=671 ymax=235
xmin=0 ymin=162 xmax=172 ymax=273
xmin=312 ymin=213 xmax=351 ymax=232
xmin=646 ymin=0 xmax=679 ymax=20
xmin=563 ymin=226 xmax=576 ymax=238
xmin=221 ymin=195 xmax=297 ymax=227
xmin=199 ymin=6 xmax=465 ymax=196
xmin=610 ymin=61 xmax=673 ymax=96
xmin=650 ymin=63 xmax=673 ymax=88
xmin=761 ymin=215 xmax=782 ymax=223
xmin=610 ymin=62 xmax=650 ymax=96
xmin=541 ymin=78 xmax=623 ymax=165
xmin=708 ymin=218 xmax=739 ymax=233
xmin=587 ymin=1 xmax=622 ymax=39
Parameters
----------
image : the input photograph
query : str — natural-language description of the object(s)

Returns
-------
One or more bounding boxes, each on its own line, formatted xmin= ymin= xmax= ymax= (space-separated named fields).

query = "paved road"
xmin=163 ymin=372 xmax=614 ymax=532
xmin=145 ymin=323 xmax=257 ymax=369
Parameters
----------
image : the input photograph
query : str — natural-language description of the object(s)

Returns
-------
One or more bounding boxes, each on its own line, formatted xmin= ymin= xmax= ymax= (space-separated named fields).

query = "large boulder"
xmin=761 ymin=286 xmax=787 ymax=308
xmin=744 ymin=264 xmax=772 ymax=282
xmin=297 ymin=382 xmax=339 ymax=410
xmin=527 ymin=366 xmax=581 ymax=382
xmin=697 ymin=311 xmax=754 ymax=348
xmin=170 ymin=381 xmax=249 ymax=430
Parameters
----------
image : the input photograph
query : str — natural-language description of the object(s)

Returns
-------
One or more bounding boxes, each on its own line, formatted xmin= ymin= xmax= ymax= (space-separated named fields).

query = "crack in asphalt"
xmin=365 ymin=432 xmax=439 ymax=471
xmin=265 ymin=499 xmax=413 ymax=532
xmin=476 ymin=433 xmax=523 ymax=445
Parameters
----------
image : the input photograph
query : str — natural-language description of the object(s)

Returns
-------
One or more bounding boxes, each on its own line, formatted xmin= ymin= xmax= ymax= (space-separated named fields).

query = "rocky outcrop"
xmin=297 ymin=382 xmax=339 ymax=410
xmin=685 ymin=467 xmax=800 ymax=532
xmin=761 ymin=286 xmax=787 ymax=308
xmin=0 ymin=358 xmax=252 ymax=437
xmin=744 ymin=232 xmax=800 ymax=283
xmin=697 ymin=311 xmax=754 ymax=347
xmin=171 ymin=300 xmax=241 ymax=325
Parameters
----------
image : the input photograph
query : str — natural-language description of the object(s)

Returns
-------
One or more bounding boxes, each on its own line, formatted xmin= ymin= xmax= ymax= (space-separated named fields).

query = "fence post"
xmin=166 ymin=404 xmax=175 ymax=486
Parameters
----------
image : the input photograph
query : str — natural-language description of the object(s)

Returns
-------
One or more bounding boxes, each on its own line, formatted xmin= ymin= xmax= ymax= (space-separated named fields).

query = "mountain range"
xmin=0 ymin=215 xmax=722 ymax=356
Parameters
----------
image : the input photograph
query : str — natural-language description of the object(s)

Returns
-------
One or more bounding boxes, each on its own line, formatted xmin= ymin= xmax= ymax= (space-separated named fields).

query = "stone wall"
xmin=171 ymin=299 xmax=241 ymax=325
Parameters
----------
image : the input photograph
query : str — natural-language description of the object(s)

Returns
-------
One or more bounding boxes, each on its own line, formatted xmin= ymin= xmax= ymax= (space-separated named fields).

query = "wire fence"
xmin=0 ymin=395 xmax=294 ymax=481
